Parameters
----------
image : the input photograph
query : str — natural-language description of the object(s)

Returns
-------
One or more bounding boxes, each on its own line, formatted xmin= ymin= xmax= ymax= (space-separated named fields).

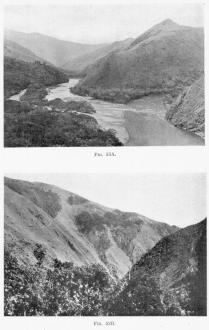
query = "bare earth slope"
xmin=72 ymin=19 xmax=204 ymax=103
xmin=165 ymin=76 xmax=204 ymax=139
xmin=4 ymin=177 xmax=178 ymax=278
xmin=4 ymin=30 xmax=107 ymax=67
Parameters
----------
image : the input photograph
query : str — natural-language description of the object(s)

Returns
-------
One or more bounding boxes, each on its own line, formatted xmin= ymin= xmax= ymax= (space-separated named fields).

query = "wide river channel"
xmin=12 ymin=79 xmax=204 ymax=146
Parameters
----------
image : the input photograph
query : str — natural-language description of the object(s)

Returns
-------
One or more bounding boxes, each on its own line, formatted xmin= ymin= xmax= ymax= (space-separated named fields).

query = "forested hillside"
xmin=4 ymin=56 xmax=69 ymax=99
xmin=108 ymin=219 xmax=207 ymax=316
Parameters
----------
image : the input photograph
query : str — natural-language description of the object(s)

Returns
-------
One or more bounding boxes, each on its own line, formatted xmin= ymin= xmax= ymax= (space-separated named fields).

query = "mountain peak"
xmin=159 ymin=18 xmax=178 ymax=26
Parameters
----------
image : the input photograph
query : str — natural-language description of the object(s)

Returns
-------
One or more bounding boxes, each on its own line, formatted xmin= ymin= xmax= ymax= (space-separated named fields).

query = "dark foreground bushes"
xmin=4 ymin=248 xmax=205 ymax=316
xmin=4 ymin=249 xmax=117 ymax=316
xmin=4 ymin=101 xmax=123 ymax=147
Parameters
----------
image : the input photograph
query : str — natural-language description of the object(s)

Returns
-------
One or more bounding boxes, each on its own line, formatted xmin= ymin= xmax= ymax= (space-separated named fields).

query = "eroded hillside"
xmin=4 ymin=177 xmax=178 ymax=279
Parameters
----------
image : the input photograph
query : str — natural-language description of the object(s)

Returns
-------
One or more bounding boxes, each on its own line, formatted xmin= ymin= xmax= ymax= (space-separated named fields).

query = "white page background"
xmin=0 ymin=0 xmax=208 ymax=329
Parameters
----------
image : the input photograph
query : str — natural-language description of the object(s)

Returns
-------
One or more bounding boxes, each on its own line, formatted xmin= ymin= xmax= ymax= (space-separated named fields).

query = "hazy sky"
xmin=5 ymin=173 xmax=206 ymax=228
xmin=4 ymin=4 xmax=204 ymax=44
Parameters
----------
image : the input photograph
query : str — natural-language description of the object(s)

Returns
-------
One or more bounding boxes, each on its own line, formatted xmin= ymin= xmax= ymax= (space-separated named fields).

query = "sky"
xmin=5 ymin=173 xmax=207 ymax=228
xmin=4 ymin=4 xmax=204 ymax=44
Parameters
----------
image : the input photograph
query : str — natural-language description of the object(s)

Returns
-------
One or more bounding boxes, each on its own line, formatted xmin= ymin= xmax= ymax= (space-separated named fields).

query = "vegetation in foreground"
xmin=4 ymin=56 xmax=123 ymax=147
xmin=4 ymin=248 xmax=206 ymax=316
xmin=4 ymin=101 xmax=122 ymax=147
xmin=4 ymin=249 xmax=118 ymax=316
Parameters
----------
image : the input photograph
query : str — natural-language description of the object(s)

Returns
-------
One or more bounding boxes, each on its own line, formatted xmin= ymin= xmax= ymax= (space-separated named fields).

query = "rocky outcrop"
xmin=165 ymin=76 xmax=204 ymax=139
xmin=72 ymin=19 xmax=204 ymax=103
xmin=4 ymin=177 xmax=178 ymax=278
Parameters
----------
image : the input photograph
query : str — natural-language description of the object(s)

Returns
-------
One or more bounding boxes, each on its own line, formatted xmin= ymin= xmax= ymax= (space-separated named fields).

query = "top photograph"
xmin=4 ymin=4 xmax=204 ymax=147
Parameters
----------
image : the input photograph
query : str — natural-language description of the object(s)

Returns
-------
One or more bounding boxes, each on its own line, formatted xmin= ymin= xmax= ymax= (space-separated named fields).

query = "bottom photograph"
xmin=4 ymin=173 xmax=207 ymax=316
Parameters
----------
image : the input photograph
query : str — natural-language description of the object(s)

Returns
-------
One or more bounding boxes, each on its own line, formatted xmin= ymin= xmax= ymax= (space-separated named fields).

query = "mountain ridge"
xmin=4 ymin=29 xmax=108 ymax=67
xmin=4 ymin=177 xmax=179 ymax=279
xmin=71 ymin=19 xmax=204 ymax=104
xmin=62 ymin=38 xmax=134 ymax=73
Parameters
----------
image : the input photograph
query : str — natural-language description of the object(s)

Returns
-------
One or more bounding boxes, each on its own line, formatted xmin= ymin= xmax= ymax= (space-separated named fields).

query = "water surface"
xmin=11 ymin=79 xmax=204 ymax=146
xmin=46 ymin=79 xmax=204 ymax=146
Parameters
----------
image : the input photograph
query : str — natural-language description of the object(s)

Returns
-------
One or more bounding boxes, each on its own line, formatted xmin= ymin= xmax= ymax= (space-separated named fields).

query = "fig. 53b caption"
xmin=94 ymin=321 xmax=115 ymax=326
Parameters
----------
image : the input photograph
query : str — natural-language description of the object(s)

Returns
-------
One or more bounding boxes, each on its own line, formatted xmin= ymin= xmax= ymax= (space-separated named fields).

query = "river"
xmin=11 ymin=79 xmax=204 ymax=146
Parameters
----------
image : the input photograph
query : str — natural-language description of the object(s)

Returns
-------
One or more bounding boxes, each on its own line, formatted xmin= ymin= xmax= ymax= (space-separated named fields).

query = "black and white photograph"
xmin=1 ymin=1 xmax=208 ymax=329
xmin=4 ymin=3 xmax=204 ymax=147
xmin=4 ymin=173 xmax=207 ymax=316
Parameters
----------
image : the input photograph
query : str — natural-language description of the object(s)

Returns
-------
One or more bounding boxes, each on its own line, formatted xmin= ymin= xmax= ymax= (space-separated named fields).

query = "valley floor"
xmin=48 ymin=80 xmax=205 ymax=146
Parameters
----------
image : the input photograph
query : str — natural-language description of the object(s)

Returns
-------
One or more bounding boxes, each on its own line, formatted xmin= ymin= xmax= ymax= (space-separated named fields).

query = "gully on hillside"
xmin=4 ymin=176 xmax=207 ymax=316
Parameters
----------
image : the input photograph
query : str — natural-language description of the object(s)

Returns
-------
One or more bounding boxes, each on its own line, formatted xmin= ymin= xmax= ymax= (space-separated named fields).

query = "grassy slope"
xmin=5 ymin=177 xmax=178 ymax=278
xmin=62 ymin=38 xmax=133 ymax=73
xmin=72 ymin=20 xmax=204 ymax=103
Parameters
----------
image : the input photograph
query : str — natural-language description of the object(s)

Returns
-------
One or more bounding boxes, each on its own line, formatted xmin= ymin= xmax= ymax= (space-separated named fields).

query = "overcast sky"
xmin=5 ymin=173 xmax=206 ymax=228
xmin=4 ymin=4 xmax=204 ymax=44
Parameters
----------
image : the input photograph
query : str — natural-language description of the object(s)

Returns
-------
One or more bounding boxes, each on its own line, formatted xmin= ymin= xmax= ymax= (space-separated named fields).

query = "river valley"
xmin=11 ymin=79 xmax=204 ymax=146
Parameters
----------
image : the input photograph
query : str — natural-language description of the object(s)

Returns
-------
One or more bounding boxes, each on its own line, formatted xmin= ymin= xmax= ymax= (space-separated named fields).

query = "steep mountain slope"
xmin=5 ymin=29 xmax=107 ymax=67
xmin=4 ymin=177 xmax=178 ymax=279
xmin=4 ymin=39 xmax=52 ymax=65
xmin=109 ymin=219 xmax=207 ymax=315
xmin=72 ymin=19 xmax=204 ymax=103
xmin=165 ymin=76 xmax=204 ymax=139
xmin=62 ymin=38 xmax=133 ymax=73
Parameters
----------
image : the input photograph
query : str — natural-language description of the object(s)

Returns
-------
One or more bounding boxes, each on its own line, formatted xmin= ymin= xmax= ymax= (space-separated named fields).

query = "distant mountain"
xmin=62 ymin=38 xmax=133 ymax=73
xmin=4 ymin=39 xmax=52 ymax=65
xmin=4 ymin=29 xmax=107 ymax=67
xmin=166 ymin=76 xmax=204 ymax=139
xmin=4 ymin=177 xmax=178 ymax=279
xmin=71 ymin=19 xmax=204 ymax=103
xmin=109 ymin=218 xmax=207 ymax=315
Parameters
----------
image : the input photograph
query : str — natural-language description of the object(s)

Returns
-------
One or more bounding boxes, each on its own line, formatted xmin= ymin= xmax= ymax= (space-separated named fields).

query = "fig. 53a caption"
xmin=94 ymin=152 xmax=116 ymax=157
